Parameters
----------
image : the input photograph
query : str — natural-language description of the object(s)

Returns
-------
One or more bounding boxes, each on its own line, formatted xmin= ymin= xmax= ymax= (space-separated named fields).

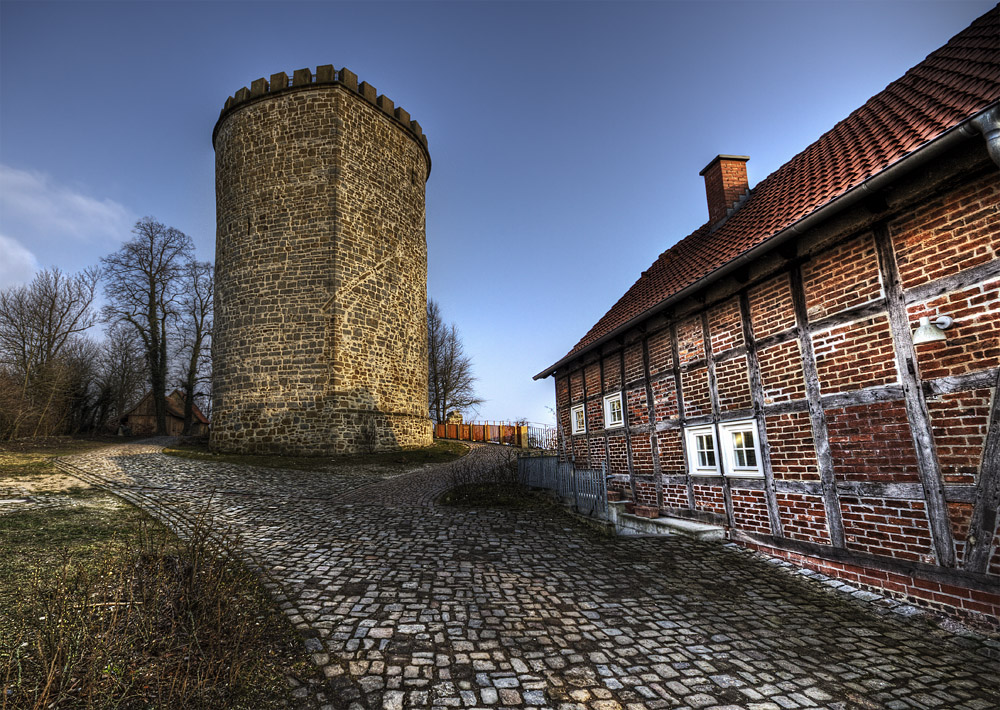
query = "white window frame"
xmin=684 ymin=424 xmax=719 ymax=475
xmin=570 ymin=404 xmax=586 ymax=434
xmin=718 ymin=419 xmax=764 ymax=478
xmin=684 ymin=419 xmax=764 ymax=478
xmin=603 ymin=392 xmax=624 ymax=429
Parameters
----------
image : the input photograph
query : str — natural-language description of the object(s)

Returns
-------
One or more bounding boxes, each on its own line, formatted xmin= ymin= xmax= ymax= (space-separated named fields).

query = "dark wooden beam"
xmin=809 ymin=298 xmax=888 ymax=335
xmin=580 ymin=368 xmax=591 ymax=468
xmin=599 ymin=356 xmax=611 ymax=488
xmin=873 ymin=223 xmax=955 ymax=568
xmin=904 ymin=257 xmax=1000 ymax=306
xmin=756 ymin=328 xmax=797 ymax=353
xmin=714 ymin=345 xmax=748 ymax=364
xmin=730 ymin=529 xmax=998 ymax=595
xmin=661 ymin=506 xmax=728 ymax=526
xmin=669 ymin=323 xmax=696 ymax=509
xmin=620 ymin=346 xmax=638 ymax=502
xmin=739 ymin=290 xmax=784 ymax=537
xmin=789 ymin=264 xmax=846 ymax=547
xmin=703 ymin=313 xmax=736 ymax=530
xmin=764 ymin=479 xmax=976 ymax=502
xmin=623 ymin=367 xmax=994 ymax=428
xmin=963 ymin=366 xmax=1000 ymax=573
xmin=924 ymin=367 xmax=1000 ymax=397
xmin=641 ymin=333 xmax=664 ymax=510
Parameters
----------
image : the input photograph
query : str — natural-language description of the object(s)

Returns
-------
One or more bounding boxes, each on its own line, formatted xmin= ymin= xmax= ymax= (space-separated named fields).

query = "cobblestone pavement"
xmin=58 ymin=442 xmax=999 ymax=710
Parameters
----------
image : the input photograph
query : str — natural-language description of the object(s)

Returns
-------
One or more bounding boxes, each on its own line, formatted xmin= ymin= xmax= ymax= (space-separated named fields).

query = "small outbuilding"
xmin=122 ymin=389 xmax=210 ymax=437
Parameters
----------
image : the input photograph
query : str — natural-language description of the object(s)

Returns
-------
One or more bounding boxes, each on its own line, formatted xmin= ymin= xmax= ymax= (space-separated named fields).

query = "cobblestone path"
xmin=59 ymin=442 xmax=999 ymax=710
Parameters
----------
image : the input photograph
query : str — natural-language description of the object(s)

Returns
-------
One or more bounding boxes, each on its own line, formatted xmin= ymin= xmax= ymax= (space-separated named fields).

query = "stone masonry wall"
xmin=212 ymin=67 xmax=432 ymax=455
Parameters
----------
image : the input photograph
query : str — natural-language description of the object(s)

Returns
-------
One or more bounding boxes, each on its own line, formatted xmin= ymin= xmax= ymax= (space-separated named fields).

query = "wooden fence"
xmin=435 ymin=422 xmax=556 ymax=449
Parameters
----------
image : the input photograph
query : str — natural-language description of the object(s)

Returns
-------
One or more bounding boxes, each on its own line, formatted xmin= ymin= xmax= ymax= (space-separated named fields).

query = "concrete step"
xmin=608 ymin=501 xmax=725 ymax=540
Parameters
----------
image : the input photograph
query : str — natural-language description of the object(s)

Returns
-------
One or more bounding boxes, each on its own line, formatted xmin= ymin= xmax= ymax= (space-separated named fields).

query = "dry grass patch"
xmin=0 ymin=437 xmax=114 ymax=494
xmin=163 ymin=438 xmax=468 ymax=472
xmin=1 ymin=438 xmax=320 ymax=710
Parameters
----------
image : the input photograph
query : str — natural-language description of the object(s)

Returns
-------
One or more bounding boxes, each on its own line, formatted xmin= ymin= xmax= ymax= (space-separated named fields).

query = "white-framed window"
xmin=684 ymin=419 xmax=764 ymax=478
xmin=603 ymin=392 xmax=624 ymax=429
xmin=570 ymin=404 xmax=586 ymax=434
xmin=684 ymin=425 xmax=719 ymax=475
xmin=719 ymin=419 xmax=764 ymax=477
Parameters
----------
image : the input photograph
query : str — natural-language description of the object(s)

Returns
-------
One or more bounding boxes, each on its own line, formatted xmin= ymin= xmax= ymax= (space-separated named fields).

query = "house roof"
xmin=166 ymin=390 xmax=210 ymax=425
xmin=124 ymin=389 xmax=210 ymax=425
xmin=539 ymin=6 xmax=999 ymax=379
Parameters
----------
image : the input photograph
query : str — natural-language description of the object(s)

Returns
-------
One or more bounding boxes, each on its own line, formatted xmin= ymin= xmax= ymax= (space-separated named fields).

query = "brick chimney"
xmin=699 ymin=155 xmax=750 ymax=225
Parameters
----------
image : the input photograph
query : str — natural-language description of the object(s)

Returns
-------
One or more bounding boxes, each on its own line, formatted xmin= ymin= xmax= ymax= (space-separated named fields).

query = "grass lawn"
xmin=0 ymin=437 xmax=117 ymax=494
xmin=163 ymin=438 xmax=469 ymax=472
xmin=0 ymin=438 xmax=320 ymax=709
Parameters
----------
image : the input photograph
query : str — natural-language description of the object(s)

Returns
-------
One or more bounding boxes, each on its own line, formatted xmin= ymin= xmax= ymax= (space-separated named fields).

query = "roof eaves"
xmin=534 ymin=106 xmax=993 ymax=381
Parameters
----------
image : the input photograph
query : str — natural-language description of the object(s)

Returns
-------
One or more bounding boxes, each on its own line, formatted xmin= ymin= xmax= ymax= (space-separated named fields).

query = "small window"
xmin=684 ymin=425 xmax=719 ymax=475
xmin=696 ymin=433 xmax=716 ymax=468
xmin=571 ymin=404 xmax=586 ymax=434
xmin=719 ymin=419 xmax=764 ymax=477
xmin=603 ymin=392 xmax=624 ymax=429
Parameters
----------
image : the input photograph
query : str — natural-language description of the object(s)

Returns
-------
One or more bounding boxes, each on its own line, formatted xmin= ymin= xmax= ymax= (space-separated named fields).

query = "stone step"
xmin=608 ymin=501 xmax=725 ymax=540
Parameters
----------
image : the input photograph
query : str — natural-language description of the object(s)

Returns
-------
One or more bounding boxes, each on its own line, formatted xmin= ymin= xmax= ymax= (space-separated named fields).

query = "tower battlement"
xmin=213 ymin=65 xmax=430 ymax=174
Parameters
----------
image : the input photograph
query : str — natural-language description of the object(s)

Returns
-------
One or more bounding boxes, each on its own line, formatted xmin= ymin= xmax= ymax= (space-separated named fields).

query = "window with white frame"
xmin=603 ymin=392 xmax=624 ymax=429
xmin=570 ymin=404 xmax=586 ymax=434
xmin=719 ymin=420 xmax=764 ymax=477
xmin=684 ymin=419 xmax=764 ymax=477
xmin=684 ymin=425 xmax=719 ymax=474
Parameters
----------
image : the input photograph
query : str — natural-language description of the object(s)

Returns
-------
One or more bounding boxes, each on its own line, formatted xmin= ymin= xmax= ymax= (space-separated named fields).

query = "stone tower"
xmin=211 ymin=65 xmax=432 ymax=455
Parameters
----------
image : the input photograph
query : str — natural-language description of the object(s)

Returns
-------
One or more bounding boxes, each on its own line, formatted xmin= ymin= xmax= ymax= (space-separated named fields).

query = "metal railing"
xmin=518 ymin=455 xmax=608 ymax=519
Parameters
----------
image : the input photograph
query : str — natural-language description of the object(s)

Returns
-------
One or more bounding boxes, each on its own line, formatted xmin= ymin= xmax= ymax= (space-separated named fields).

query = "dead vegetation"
xmin=0 ymin=439 xmax=319 ymax=709
xmin=163 ymin=438 xmax=469 ymax=473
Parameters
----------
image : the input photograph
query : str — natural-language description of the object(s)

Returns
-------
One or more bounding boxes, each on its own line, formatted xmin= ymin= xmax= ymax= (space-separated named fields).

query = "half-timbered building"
xmin=536 ymin=8 xmax=1000 ymax=625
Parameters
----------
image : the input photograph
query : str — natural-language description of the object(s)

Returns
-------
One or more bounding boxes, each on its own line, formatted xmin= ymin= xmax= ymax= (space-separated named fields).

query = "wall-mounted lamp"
xmin=912 ymin=315 xmax=954 ymax=345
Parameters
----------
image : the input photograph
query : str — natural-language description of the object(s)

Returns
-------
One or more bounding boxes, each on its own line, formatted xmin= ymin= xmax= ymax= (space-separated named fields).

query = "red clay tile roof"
xmin=167 ymin=390 xmax=210 ymax=424
xmin=546 ymin=6 xmax=1000 ymax=375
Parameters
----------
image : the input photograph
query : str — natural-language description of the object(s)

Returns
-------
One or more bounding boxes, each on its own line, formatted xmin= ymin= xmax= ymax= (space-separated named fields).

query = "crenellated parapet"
xmin=213 ymin=64 xmax=429 ymax=170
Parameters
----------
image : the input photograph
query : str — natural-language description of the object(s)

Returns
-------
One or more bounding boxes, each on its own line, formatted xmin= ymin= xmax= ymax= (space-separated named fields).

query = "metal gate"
xmin=518 ymin=455 xmax=608 ymax=519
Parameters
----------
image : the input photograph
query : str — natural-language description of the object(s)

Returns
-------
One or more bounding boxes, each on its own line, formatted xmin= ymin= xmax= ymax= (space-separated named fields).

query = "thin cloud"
xmin=0 ymin=164 xmax=132 ymax=246
xmin=0 ymin=233 xmax=40 ymax=289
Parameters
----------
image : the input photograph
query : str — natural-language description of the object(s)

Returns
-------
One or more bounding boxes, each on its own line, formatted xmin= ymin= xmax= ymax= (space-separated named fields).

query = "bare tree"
xmin=173 ymin=260 xmax=213 ymax=435
xmin=427 ymin=298 xmax=484 ymax=423
xmin=101 ymin=217 xmax=193 ymax=435
xmin=0 ymin=267 xmax=99 ymax=438
xmin=93 ymin=324 xmax=146 ymax=432
xmin=60 ymin=336 xmax=102 ymax=435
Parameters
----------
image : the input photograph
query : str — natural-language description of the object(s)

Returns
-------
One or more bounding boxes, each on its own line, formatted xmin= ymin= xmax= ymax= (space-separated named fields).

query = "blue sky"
xmin=1 ymin=0 xmax=993 ymax=425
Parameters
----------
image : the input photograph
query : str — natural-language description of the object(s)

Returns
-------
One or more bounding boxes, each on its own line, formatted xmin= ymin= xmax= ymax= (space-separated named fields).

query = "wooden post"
xmin=703 ymin=313 xmax=736 ymax=529
xmin=599 ymin=353 xmax=612 ymax=493
xmin=670 ymin=323 xmax=697 ymax=509
xmin=873 ymin=223 xmax=955 ymax=567
xmin=641 ymin=332 xmax=664 ymax=511
xmin=739 ymin=291 xmax=784 ymax=538
xmin=581 ymin=369 xmax=591 ymax=467
xmin=789 ymin=266 xmax=846 ymax=548
xmin=621 ymin=345 xmax=638 ymax=503
xmin=964 ymin=367 xmax=1000 ymax=572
